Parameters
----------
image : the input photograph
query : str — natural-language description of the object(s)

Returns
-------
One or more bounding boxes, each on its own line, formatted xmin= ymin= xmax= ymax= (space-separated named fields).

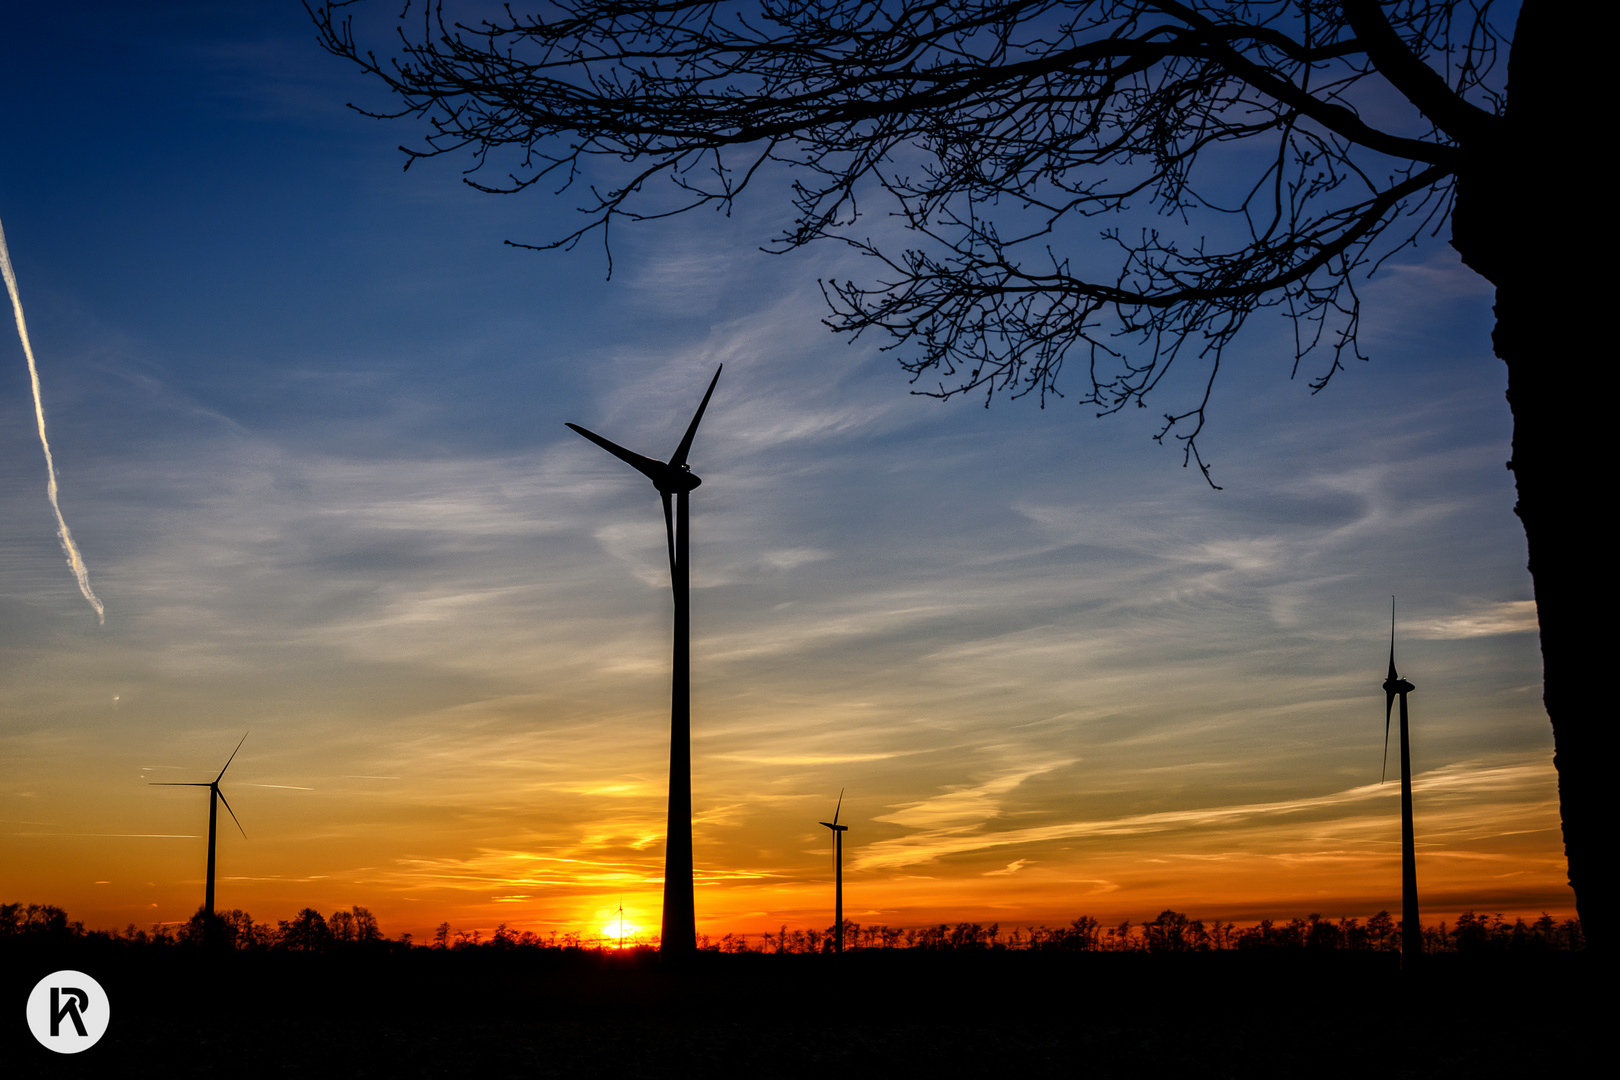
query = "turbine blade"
xmin=567 ymin=423 xmax=667 ymax=484
xmin=1387 ymin=596 xmax=1398 ymax=682
xmin=217 ymin=786 xmax=246 ymax=839
xmin=1383 ymin=597 xmax=1395 ymax=782
xmin=833 ymin=788 xmax=843 ymax=827
xmin=669 ymin=366 xmax=722 ymax=469
xmin=1382 ymin=694 xmax=1393 ymax=784
xmin=661 ymin=490 xmax=676 ymax=579
xmin=820 ymin=822 xmax=836 ymax=830
xmin=150 ymin=782 xmax=211 ymax=787
xmin=217 ymin=731 xmax=249 ymax=783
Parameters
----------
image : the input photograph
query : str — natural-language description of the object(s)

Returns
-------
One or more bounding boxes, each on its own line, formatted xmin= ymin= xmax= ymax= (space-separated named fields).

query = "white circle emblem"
xmin=26 ymin=970 xmax=111 ymax=1053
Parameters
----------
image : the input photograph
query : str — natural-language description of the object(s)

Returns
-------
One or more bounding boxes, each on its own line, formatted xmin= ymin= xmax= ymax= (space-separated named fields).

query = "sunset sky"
xmin=0 ymin=2 xmax=1566 ymax=944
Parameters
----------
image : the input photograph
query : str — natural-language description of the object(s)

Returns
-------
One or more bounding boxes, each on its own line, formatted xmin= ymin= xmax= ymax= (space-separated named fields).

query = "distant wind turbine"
xmin=567 ymin=366 xmax=721 ymax=957
xmin=1381 ymin=601 xmax=1421 ymax=966
xmin=820 ymin=790 xmax=849 ymax=954
xmin=151 ymin=733 xmax=248 ymax=924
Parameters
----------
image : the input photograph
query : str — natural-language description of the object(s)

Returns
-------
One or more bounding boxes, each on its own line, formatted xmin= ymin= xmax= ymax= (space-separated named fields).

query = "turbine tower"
xmin=567 ymin=366 xmax=721 ymax=956
xmin=151 ymin=732 xmax=248 ymax=922
xmin=820 ymin=790 xmax=848 ymax=954
xmin=1381 ymin=601 xmax=1420 ymax=966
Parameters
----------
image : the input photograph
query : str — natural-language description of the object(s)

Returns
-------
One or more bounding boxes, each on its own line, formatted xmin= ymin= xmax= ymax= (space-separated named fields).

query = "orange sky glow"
xmin=0 ymin=2 xmax=1571 ymax=946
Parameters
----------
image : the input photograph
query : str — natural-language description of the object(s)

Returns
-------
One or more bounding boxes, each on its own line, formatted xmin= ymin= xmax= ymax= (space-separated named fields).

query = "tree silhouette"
xmin=329 ymin=908 xmax=358 ymax=944
xmin=309 ymin=1 xmax=1603 ymax=946
xmin=352 ymin=905 xmax=384 ymax=943
xmin=1066 ymin=915 xmax=1102 ymax=951
xmin=0 ymin=902 xmax=69 ymax=937
xmin=1367 ymin=910 xmax=1395 ymax=951
xmin=279 ymin=907 xmax=332 ymax=952
xmin=1143 ymin=909 xmax=1206 ymax=952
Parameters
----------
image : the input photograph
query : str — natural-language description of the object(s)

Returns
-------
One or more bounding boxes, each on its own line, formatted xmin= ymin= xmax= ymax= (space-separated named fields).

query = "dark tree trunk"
xmin=1451 ymin=0 xmax=1606 ymax=951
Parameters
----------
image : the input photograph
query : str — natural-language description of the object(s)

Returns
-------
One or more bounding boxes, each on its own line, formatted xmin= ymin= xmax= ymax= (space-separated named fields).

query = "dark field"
xmin=2 ymin=944 xmax=1596 ymax=1078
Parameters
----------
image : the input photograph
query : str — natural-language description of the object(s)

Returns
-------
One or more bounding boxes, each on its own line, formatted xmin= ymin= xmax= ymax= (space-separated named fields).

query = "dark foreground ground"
xmin=1 ymin=944 xmax=1599 ymax=1078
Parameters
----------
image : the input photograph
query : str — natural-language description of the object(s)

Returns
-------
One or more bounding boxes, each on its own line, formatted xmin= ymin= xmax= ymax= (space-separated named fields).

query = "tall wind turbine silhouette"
xmin=1381 ymin=600 xmax=1421 ymax=966
xmin=567 ymin=366 xmax=721 ymax=957
xmin=151 ymin=733 xmax=248 ymax=922
xmin=820 ymin=790 xmax=848 ymax=954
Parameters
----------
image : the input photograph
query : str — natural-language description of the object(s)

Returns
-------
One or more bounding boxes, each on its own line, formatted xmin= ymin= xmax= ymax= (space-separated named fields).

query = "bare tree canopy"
xmin=308 ymin=0 xmax=1606 ymax=948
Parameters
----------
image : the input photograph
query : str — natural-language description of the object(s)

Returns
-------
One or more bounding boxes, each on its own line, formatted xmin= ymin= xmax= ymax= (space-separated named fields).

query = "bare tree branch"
xmin=305 ymin=0 xmax=1508 ymax=481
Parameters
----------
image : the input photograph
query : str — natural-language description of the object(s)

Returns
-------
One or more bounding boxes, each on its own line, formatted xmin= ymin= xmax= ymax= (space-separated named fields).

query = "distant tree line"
xmin=3 ymin=902 xmax=1584 ymax=954
xmin=0 ymin=902 xmax=406 ymax=953
xmin=745 ymin=911 xmax=1585 ymax=954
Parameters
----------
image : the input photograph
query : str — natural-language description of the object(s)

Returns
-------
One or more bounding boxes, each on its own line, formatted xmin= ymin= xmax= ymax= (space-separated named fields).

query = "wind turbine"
xmin=1381 ymin=600 xmax=1421 ymax=966
xmin=820 ymin=790 xmax=849 ymax=954
xmin=151 ymin=733 xmax=248 ymax=923
xmin=567 ymin=365 xmax=721 ymax=957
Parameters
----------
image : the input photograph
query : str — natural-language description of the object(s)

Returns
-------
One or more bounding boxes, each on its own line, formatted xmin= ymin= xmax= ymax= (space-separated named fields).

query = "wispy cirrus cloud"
xmin=1406 ymin=601 xmax=1538 ymax=639
xmin=855 ymin=761 xmax=1558 ymax=872
xmin=874 ymin=763 xmax=1070 ymax=831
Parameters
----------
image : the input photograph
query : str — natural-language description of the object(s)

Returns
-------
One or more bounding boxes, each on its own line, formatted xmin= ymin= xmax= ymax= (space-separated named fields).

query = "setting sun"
xmin=601 ymin=912 xmax=641 ymax=948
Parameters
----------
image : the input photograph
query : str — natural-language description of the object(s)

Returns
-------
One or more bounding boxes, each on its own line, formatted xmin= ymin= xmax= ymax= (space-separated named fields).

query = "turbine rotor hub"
xmin=657 ymin=467 xmax=702 ymax=494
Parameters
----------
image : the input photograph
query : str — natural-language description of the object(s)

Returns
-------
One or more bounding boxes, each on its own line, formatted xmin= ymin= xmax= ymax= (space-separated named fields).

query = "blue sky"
xmin=0 ymin=2 xmax=1565 ymax=940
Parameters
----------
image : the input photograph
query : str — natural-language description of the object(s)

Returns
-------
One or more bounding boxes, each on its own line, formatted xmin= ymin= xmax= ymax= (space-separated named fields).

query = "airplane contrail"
xmin=0 ymin=213 xmax=104 ymax=623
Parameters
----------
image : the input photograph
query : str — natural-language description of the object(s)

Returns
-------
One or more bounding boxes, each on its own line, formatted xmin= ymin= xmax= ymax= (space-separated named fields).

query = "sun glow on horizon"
xmin=600 ymin=906 xmax=641 ymax=948
xmin=601 ymin=922 xmax=640 ymax=946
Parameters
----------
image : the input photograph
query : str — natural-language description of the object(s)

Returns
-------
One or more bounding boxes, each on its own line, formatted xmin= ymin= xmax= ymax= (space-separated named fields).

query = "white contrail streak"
xmin=0 ymin=214 xmax=104 ymax=623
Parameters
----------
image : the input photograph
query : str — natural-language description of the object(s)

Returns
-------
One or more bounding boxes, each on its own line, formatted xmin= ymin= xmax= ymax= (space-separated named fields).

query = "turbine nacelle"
xmin=150 ymin=732 xmax=248 ymax=838
xmin=1383 ymin=676 xmax=1415 ymax=696
xmin=821 ymin=788 xmax=847 ymax=833
xmin=659 ymin=464 xmax=702 ymax=495
xmin=567 ymin=366 xmax=720 ymax=579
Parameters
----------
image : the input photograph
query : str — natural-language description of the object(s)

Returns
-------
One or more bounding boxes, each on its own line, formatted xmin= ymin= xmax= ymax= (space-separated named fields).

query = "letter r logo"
xmin=50 ymin=986 xmax=90 ymax=1037
xmin=27 ymin=971 xmax=110 ymax=1052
